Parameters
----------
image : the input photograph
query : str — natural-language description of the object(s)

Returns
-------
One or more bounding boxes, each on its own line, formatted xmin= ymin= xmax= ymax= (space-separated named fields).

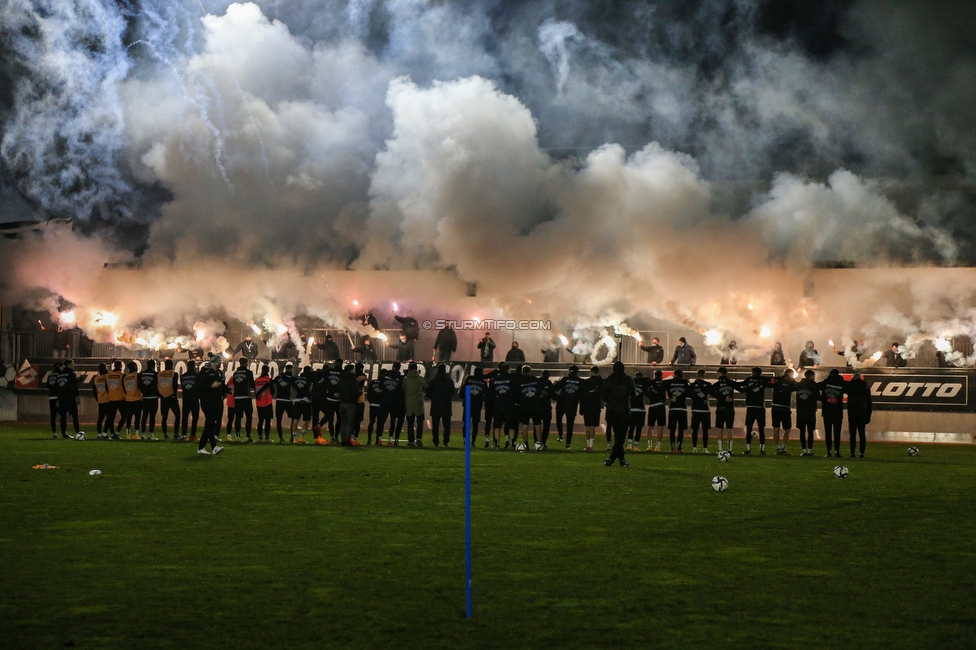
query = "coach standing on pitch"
xmin=197 ymin=355 xmax=225 ymax=455
xmin=601 ymin=362 xmax=634 ymax=467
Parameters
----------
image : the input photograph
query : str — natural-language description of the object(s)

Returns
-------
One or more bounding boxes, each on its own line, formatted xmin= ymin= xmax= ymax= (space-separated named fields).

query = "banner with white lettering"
xmin=863 ymin=374 xmax=967 ymax=406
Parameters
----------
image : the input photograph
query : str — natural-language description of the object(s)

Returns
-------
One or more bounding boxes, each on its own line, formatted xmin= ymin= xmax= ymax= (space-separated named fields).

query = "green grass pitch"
xmin=1 ymin=423 xmax=975 ymax=649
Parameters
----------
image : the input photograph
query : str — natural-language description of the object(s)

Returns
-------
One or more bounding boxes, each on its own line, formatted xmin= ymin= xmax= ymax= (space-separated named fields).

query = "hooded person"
xmin=316 ymin=334 xmax=341 ymax=361
xmin=600 ymin=361 xmax=635 ymax=467
xmin=426 ymin=364 xmax=456 ymax=446
xmin=505 ymin=341 xmax=526 ymax=363
xmin=770 ymin=342 xmax=787 ymax=366
xmin=352 ymin=336 xmax=379 ymax=362
xmin=798 ymin=341 xmax=821 ymax=369
xmin=720 ymin=340 xmax=739 ymax=366
xmin=402 ymin=362 xmax=428 ymax=446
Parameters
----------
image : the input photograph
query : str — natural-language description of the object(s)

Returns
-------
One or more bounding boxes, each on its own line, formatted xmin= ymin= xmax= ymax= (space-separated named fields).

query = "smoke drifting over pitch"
xmin=1 ymin=1 xmax=975 ymax=361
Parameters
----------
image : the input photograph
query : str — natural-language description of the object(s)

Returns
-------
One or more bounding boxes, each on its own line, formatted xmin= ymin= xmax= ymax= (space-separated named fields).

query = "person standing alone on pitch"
xmin=846 ymin=372 xmax=872 ymax=458
xmin=197 ymin=355 xmax=225 ymax=456
xmin=601 ymin=361 xmax=635 ymax=467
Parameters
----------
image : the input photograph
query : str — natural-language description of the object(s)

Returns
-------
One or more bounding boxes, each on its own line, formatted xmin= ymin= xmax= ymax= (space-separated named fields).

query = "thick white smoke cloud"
xmin=1 ymin=1 xmax=975 ymax=365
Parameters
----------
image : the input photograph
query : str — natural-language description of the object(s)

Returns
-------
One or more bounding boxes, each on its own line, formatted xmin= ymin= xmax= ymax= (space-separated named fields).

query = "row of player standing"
xmin=74 ymin=358 xmax=872 ymax=459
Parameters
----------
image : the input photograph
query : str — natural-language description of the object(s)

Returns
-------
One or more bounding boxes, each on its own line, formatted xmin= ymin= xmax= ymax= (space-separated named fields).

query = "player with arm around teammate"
xmin=689 ymin=369 xmax=712 ymax=453
xmin=794 ymin=370 xmax=820 ymax=456
xmin=770 ymin=368 xmax=796 ymax=455
xmin=737 ymin=367 xmax=774 ymax=455
xmin=709 ymin=367 xmax=738 ymax=453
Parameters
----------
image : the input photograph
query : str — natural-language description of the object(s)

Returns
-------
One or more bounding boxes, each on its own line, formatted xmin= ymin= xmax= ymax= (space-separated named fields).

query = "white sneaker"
xmin=212 ymin=445 xmax=224 ymax=455
xmin=691 ymin=447 xmax=698 ymax=453
xmin=197 ymin=448 xmax=211 ymax=455
xmin=703 ymin=448 xmax=709 ymax=453
xmin=606 ymin=442 xmax=613 ymax=451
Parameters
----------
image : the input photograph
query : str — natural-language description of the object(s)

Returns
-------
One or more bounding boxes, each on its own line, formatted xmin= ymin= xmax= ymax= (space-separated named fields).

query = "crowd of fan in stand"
xmin=48 ymin=353 xmax=873 ymax=463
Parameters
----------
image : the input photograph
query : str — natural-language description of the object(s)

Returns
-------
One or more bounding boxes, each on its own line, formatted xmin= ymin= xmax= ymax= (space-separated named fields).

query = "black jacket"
xmin=600 ymin=371 xmax=634 ymax=416
xmin=505 ymin=347 xmax=526 ymax=363
xmin=640 ymin=343 xmax=664 ymax=364
xmin=427 ymin=373 xmax=456 ymax=417
xmin=317 ymin=340 xmax=341 ymax=360
xmin=394 ymin=315 xmax=420 ymax=341
xmin=477 ymin=337 xmax=496 ymax=361
xmin=846 ymin=378 xmax=873 ymax=422
xmin=434 ymin=328 xmax=458 ymax=353
xmin=337 ymin=370 xmax=361 ymax=404
xmin=390 ymin=339 xmax=415 ymax=362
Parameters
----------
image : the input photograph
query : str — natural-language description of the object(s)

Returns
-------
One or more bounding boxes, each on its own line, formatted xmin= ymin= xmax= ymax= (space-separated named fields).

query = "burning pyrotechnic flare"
xmin=59 ymin=310 xmax=76 ymax=325
xmin=759 ymin=325 xmax=771 ymax=339
xmin=934 ymin=338 xmax=952 ymax=352
xmin=872 ymin=351 xmax=882 ymax=361
xmin=95 ymin=311 xmax=117 ymax=327
xmin=558 ymin=335 xmax=568 ymax=346
xmin=136 ymin=337 xmax=147 ymax=346
xmin=222 ymin=351 xmax=231 ymax=359
xmin=392 ymin=302 xmax=398 ymax=312
xmin=250 ymin=323 xmax=261 ymax=335
xmin=352 ymin=300 xmax=359 ymax=306
xmin=376 ymin=332 xmax=387 ymax=341
xmin=704 ymin=329 xmax=722 ymax=346
xmin=276 ymin=324 xmax=288 ymax=335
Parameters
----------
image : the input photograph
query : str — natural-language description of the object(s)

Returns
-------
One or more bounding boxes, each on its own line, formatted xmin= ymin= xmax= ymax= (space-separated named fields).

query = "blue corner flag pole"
xmin=465 ymin=386 xmax=473 ymax=619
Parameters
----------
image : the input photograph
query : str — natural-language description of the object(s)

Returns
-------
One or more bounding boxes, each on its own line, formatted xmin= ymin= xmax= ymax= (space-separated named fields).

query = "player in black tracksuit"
xmin=197 ymin=356 xmax=226 ymax=455
xmin=291 ymin=367 xmax=313 ymax=442
xmin=232 ymin=360 xmax=255 ymax=441
xmin=601 ymin=362 xmax=635 ymax=467
xmin=846 ymin=372 xmax=873 ymax=458
xmin=626 ymin=372 xmax=647 ymax=451
xmin=771 ymin=368 xmax=796 ymax=454
xmin=795 ymin=370 xmax=820 ymax=456
xmin=515 ymin=366 xmax=540 ymax=449
xmin=490 ymin=364 xmax=515 ymax=449
xmin=180 ymin=361 xmax=200 ymax=439
xmin=47 ymin=361 xmax=64 ymax=438
xmin=139 ymin=360 xmax=160 ymax=439
xmin=537 ymin=370 xmax=555 ymax=449
xmin=689 ymin=369 xmax=712 ymax=452
xmin=580 ymin=367 xmax=604 ymax=451
xmin=380 ymin=368 xmax=402 ymax=444
xmin=366 ymin=372 xmax=387 ymax=445
xmin=646 ymin=370 xmax=667 ymax=452
xmin=322 ymin=360 xmax=344 ymax=443
xmin=819 ymin=369 xmax=848 ymax=458
xmin=737 ymin=367 xmax=774 ymax=455
xmin=56 ymin=360 xmax=82 ymax=438
xmin=663 ymin=369 xmax=691 ymax=452
xmin=309 ymin=364 xmax=331 ymax=442
xmin=272 ymin=365 xmax=294 ymax=443
xmin=554 ymin=366 xmax=582 ymax=448
xmin=460 ymin=367 xmax=487 ymax=446
xmin=481 ymin=368 xmax=496 ymax=447
xmin=710 ymin=367 xmax=739 ymax=453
